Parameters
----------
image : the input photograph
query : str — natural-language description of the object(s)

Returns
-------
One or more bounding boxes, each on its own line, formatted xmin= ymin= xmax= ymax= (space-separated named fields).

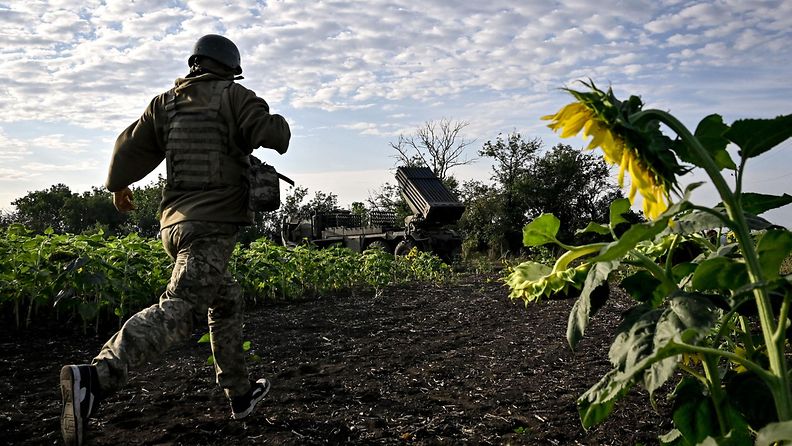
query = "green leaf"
xmin=756 ymin=420 xmax=792 ymax=446
xmin=658 ymin=428 xmax=682 ymax=445
xmin=242 ymin=340 xmax=252 ymax=351
xmin=725 ymin=114 xmax=792 ymax=159
xmin=756 ymin=229 xmax=792 ymax=280
xmin=725 ymin=371 xmax=777 ymax=430
xmin=671 ymin=377 xmax=720 ymax=445
xmin=620 ymin=270 xmax=664 ymax=306
xmin=578 ymin=368 xmax=633 ymax=429
xmin=579 ymin=295 xmax=719 ymax=428
xmin=592 ymin=185 xmax=699 ymax=263
xmin=78 ymin=302 xmax=99 ymax=322
xmin=646 ymin=295 xmax=719 ymax=395
xmin=207 ymin=355 xmax=215 ymax=365
xmin=579 ymin=305 xmax=660 ymax=427
xmin=671 ymin=262 xmax=699 ymax=283
xmin=197 ymin=333 xmax=211 ymax=343
xmin=576 ymin=221 xmax=611 ymax=236
xmin=609 ymin=198 xmax=631 ymax=228
xmin=567 ymin=261 xmax=618 ymax=350
xmin=663 ymin=209 xmax=724 ymax=236
xmin=694 ymin=114 xmax=736 ymax=170
xmin=692 ymin=257 xmax=749 ymax=291
xmin=739 ymin=192 xmax=792 ymax=216
xmin=522 ymin=213 xmax=561 ymax=247
xmin=744 ymin=212 xmax=777 ymax=230
xmin=592 ymin=219 xmax=669 ymax=262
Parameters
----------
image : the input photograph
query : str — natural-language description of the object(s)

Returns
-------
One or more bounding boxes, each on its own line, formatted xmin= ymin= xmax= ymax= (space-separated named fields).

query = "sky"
xmin=1 ymin=0 xmax=791 ymax=227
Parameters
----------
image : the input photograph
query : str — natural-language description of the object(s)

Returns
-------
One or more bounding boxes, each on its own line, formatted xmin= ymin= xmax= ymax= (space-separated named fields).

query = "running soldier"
xmin=59 ymin=34 xmax=290 ymax=446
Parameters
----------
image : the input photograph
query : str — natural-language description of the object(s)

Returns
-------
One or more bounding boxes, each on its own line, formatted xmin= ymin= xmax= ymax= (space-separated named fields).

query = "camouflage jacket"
xmin=105 ymin=72 xmax=290 ymax=228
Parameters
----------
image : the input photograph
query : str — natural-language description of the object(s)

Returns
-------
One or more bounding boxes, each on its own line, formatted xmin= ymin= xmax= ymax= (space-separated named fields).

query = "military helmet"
xmin=188 ymin=34 xmax=242 ymax=75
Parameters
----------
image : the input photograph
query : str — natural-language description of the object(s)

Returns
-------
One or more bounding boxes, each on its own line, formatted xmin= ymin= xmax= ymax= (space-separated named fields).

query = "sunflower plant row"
xmin=1 ymin=224 xmax=451 ymax=333
xmin=507 ymin=81 xmax=792 ymax=445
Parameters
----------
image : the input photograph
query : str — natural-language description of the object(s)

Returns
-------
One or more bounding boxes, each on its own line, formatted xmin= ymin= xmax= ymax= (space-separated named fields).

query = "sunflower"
xmin=506 ymin=260 xmax=589 ymax=304
xmin=542 ymin=81 xmax=683 ymax=220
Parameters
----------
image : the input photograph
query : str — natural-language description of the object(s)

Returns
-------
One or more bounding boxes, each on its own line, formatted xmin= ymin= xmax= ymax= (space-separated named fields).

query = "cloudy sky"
xmin=2 ymin=0 xmax=791 ymax=226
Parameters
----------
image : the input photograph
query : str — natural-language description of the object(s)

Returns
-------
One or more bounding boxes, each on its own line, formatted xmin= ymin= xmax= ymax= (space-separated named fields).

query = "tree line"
xmin=1 ymin=122 xmax=639 ymax=256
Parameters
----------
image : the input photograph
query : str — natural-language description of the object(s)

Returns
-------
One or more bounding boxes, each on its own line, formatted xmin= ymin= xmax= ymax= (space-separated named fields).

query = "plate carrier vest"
xmin=163 ymin=80 xmax=247 ymax=190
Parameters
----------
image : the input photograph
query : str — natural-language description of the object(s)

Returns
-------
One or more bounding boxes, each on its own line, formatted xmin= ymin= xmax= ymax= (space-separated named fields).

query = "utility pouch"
xmin=247 ymin=155 xmax=294 ymax=212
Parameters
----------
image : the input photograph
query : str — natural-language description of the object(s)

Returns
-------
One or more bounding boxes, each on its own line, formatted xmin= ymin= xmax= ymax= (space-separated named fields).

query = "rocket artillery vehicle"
xmin=281 ymin=167 xmax=465 ymax=261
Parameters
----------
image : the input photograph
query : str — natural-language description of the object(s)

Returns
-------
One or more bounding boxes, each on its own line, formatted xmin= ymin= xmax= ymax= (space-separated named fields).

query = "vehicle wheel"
xmin=366 ymin=240 xmax=389 ymax=251
xmin=394 ymin=239 xmax=415 ymax=256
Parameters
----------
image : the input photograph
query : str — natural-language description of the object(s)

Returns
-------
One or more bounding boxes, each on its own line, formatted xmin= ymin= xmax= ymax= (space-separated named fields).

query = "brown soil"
xmin=1 ymin=273 xmax=671 ymax=445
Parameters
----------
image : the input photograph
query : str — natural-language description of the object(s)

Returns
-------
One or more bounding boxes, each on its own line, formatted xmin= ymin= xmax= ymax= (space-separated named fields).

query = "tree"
xmin=366 ymin=182 xmax=411 ymax=226
xmin=519 ymin=143 xmax=625 ymax=243
xmin=11 ymin=184 xmax=129 ymax=235
xmin=350 ymin=201 xmax=367 ymax=221
xmin=239 ymin=186 xmax=342 ymax=245
xmin=459 ymin=135 xmax=628 ymax=257
xmin=12 ymin=184 xmax=75 ymax=233
xmin=0 ymin=209 xmax=17 ymax=229
xmin=479 ymin=132 xmax=543 ymax=250
xmin=457 ymin=179 xmax=504 ymax=256
xmin=480 ymin=132 xmax=542 ymax=190
xmin=62 ymin=187 xmax=126 ymax=235
xmin=121 ymin=176 xmax=167 ymax=237
xmin=390 ymin=118 xmax=475 ymax=181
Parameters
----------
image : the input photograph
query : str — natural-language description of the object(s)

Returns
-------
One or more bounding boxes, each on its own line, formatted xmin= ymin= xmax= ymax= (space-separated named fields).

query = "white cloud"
xmin=0 ymin=0 xmax=790 ymax=226
xmin=0 ymin=129 xmax=33 ymax=161
xmin=666 ymin=33 xmax=699 ymax=47
xmin=733 ymin=29 xmax=765 ymax=51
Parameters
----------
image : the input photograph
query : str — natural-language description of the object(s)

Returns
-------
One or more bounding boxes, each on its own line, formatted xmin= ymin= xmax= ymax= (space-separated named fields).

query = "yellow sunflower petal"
xmin=628 ymin=179 xmax=638 ymax=203
xmin=586 ymin=121 xmax=609 ymax=151
xmin=599 ymin=131 xmax=622 ymax=164
xmin=559 ymin=111 xmax=592 ymax=138
xmin=617 ymin=157 xmax=627 ymax=187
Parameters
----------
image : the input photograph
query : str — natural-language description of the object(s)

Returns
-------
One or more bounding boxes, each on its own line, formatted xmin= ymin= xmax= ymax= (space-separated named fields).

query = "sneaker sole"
xmin=232 ymin=379 xmax=271 ymax=420
xmin=60 ymin=365 xmax=83 ymax=446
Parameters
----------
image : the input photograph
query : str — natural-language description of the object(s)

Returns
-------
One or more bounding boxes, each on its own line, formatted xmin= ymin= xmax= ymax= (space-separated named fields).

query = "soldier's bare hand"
xmin=113 ymin=187 xmax=136 ymax=212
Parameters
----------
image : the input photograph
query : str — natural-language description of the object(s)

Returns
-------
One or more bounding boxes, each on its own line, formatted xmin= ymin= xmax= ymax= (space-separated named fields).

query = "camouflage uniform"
xmin=92 ymin=221 xmax=249 ymax=397
xmin=96 ymin=70 xmax=289 ymax=400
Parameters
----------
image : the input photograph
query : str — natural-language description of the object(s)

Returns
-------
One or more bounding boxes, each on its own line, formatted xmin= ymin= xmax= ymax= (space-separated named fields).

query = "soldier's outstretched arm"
xmin=230 ymin=84 xmax=291 ymax=155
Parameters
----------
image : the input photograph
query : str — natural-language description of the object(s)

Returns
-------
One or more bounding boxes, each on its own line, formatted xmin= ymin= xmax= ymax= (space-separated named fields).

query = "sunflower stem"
xmin=636 ymin=108 xmax=792 ymax=421
xmin=552 ymin=243 xmax=607 ymax=271
xmin=630 ymin=249 xmax=675 ymax=290
xmin=702 ymin=353 xmax=728 ymax=437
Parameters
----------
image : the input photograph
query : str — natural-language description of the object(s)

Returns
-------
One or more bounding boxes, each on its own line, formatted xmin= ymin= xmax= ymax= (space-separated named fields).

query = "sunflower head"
xmin=506 ymin=261 xmax=589 ymax=303
xmin=542 ymin=80 xmax=688 ymax=220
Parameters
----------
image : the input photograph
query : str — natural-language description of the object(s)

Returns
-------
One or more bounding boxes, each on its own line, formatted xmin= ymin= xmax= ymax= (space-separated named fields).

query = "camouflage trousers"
xmin=92 ymin=221 xmax=250 ymax=399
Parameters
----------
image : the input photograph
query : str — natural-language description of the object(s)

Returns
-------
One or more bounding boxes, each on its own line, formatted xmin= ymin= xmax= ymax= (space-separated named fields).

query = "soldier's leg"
xmin=208 ymin=272 xmax=250 ymax=398
xmin=91 ymin=222 xmax=236 ymax=394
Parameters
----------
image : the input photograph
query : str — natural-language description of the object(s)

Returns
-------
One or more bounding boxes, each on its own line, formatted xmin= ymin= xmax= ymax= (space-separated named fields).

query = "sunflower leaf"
xmin=567 ymin=261 xmax=617 ymax=350
xmin=725 ymin=114 xmax=792 ymax=159
xmin=694 ymin=114 xmax=736 ymax=170
xmin=609 ymin=198 xmax=631 ymax=228
xmin=522 ymin=213 xmax=561 ymax=247
xmin=736 ymin=192 xmax=792 ymax=216
xmin=577 ymin=222 xmax=611 ymax=235
xmin=756 ymin=229 xmax=792 ymax=280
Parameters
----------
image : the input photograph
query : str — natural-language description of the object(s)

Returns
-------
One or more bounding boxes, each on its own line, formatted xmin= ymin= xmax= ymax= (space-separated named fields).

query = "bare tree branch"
xmin=389 ymin=118 xmax=476 ymax=180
